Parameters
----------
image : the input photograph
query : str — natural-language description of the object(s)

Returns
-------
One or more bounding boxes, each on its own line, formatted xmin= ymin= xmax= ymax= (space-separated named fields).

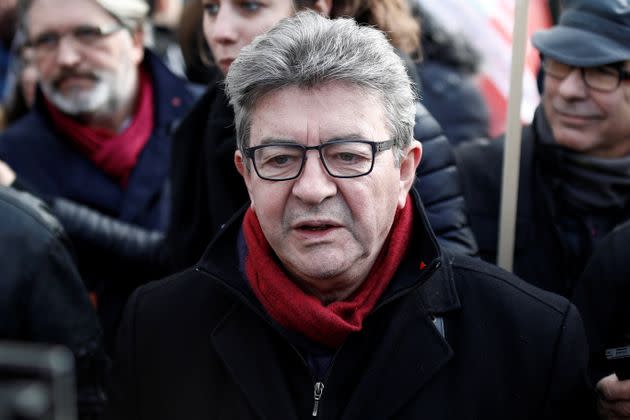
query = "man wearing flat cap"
xmin=0 ymin=0 xmax=198 ymax=350
xmin=456 ymin=0 xmax=630 ymax=312
xmin=455 ymin=0 xmax=630 ymax=415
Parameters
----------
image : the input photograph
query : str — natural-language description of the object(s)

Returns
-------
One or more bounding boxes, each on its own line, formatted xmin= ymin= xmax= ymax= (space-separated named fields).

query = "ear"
xmin=397 ymin=140 xmax=422 ymax=209
xmin=130 ymin=28 xmax=145 ymax=65
xmin=234 ymin=150 xmax=256 ymax=209
xmin=312 ymin=0 xmax=333 ymax=16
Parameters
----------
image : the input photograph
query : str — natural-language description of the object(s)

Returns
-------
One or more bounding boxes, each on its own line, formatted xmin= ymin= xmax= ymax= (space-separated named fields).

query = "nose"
xmin=210 ymin=6 xmax=239 ymax=45
xmin=55 ymin=35 xmax=81 ymax=67
xmin=291 ymin=151 xmax=337 ymax=205
xmin=556 ymin=68 xmax=588 ymax=99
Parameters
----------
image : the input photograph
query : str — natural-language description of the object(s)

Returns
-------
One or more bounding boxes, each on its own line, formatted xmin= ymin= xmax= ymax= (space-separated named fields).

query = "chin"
xmin=289 ymin=255 xmax=351 ymax=281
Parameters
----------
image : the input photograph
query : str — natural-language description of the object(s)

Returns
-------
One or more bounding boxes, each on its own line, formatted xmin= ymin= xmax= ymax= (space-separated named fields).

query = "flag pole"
xmin=497 ymin=0 xmax=531 ymax=271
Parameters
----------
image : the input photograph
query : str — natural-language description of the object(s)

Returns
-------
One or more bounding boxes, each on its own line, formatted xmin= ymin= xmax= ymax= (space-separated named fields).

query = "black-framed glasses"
xmin=542 ymin=58 xmax=630 ymax=92
xmin=244 ymin=139 xmax=396 ymax=181
xmin=27 ymin=24 xmax=124 ymax=54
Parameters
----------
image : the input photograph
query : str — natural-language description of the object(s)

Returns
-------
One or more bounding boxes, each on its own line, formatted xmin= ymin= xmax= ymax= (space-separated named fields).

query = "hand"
xmin=0 ymin=160 xmax=16 ymax=186
xmin=598 ymin=374 xmax=630 ymax=419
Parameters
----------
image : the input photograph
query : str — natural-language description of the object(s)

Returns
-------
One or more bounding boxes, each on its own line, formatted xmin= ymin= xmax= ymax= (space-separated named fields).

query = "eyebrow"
xmin=256 ymin=133 xmax=368 ymax=145
xmin=258 ymin=137 xmax=298 ymax=145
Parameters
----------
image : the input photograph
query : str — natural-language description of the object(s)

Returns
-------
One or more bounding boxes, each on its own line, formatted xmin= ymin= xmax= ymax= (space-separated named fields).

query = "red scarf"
xmin=243 ymin=195 xmax=413 ymax=348
xmin=45 ymin=67 xmax=154 ymax=186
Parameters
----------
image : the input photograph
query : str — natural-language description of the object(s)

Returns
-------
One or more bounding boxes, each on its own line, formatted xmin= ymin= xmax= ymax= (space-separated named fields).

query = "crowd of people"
xmin=0 ymin=0 xmax=629 ymax=419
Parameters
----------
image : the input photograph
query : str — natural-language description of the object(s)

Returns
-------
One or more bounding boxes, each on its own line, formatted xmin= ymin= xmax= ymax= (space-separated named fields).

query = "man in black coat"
xmin=106 ymin=12 xmax=596 ymax=419
xmin=456 ymin=0 xmax=630 ymax=298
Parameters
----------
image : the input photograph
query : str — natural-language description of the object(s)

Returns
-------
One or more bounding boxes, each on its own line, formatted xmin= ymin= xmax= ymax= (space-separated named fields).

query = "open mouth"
xmin=298 ymin=224 xmax=334 ymax=231
xmin=294 ymin=221 xmax=340 ymax=232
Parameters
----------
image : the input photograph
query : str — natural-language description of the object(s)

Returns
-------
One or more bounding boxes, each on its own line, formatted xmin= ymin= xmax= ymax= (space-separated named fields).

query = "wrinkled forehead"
xmin=248 ymin=82 xmax=388 ymax=145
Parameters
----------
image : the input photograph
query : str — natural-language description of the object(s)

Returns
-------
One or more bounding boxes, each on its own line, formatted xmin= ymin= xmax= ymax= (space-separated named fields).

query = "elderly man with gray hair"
xmin=106 ymin=11 xmax=595 ymax=419
xmin=0 ymin=0 xmax=198 ymax=351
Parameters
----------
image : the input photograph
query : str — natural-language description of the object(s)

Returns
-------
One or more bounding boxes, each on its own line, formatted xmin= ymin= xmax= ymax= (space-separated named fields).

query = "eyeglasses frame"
xmin=244 ymin=139 xmax=396 ymax=181
xmin=542 ymin=58 xmax=630 ymax=92
xmin=26 ymin=23 xmax=126 ymax=54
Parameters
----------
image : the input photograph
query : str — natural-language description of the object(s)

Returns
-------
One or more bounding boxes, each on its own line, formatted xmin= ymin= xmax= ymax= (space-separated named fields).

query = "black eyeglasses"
xmin=543 ymin=58 xmax=630 ymax=92
xmin=244 ymin=139 xmax=396 ymax=181
xmin=27 ymin=24 xmax=124 ymax=55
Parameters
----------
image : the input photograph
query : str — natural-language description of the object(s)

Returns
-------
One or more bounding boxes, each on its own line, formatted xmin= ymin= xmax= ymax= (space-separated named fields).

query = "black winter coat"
xmin=0 ymin=186 xmax=107 ymax=418
xmin=105 ymin=189 xmax=594 ymax=420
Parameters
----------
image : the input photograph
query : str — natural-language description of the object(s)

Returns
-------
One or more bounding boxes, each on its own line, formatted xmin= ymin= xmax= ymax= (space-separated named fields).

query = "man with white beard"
xmin=0 ymin=0 xmax=198 ymax=351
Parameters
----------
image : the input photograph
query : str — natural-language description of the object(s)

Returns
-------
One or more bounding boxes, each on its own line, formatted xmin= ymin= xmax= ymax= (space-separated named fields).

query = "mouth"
xmin=218 ymin=58 xmax=234 ymax=72
xmin=54 ymin=74 xmax=98 ymax=90
xmin=298 ymin=224 xmax=335 ymax=231
xmin=554 ymin=108 xmax=601 ymax=122
xmin=293 ymin=220 xmax=342 ymax=233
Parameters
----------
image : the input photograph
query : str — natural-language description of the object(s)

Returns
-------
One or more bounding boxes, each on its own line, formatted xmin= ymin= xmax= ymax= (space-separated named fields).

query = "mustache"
xmin=552 ymin=100 xmax=602 ymax=118
xmin=284 ymin=202 xmax=352 ymax=228
xmin=52 ymin=70 xmax=100 ymax=89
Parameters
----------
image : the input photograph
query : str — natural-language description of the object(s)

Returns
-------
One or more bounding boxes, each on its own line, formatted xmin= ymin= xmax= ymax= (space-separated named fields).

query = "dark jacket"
xmin=0 ymin=186 xmax=107 ymax=419
xmin=105 ymin=188 xmax=594 ymax=420
xmin=0 ymin=51 xmax=199 ymax=351
xmin=572 ymin=220 xmax=630 ymax=383
xmin=454 ymin=108 xmax=627 ymax=297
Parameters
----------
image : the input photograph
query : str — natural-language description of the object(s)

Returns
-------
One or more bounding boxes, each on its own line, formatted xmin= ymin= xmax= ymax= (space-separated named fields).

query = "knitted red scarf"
xmin=45 ymin=67 xmax=154 ymax=186
xmin=243 ymin=195 xmax=413 ymax=348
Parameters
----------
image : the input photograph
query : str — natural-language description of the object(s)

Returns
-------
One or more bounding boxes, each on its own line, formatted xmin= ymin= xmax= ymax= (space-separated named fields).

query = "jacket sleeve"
xmin=51 ymin=197 xmax=166 ymax=267
xmin=414 ymin=103 xmax=479 ymax=256
xmin=11 ymin=177 xmax=175 ymax=281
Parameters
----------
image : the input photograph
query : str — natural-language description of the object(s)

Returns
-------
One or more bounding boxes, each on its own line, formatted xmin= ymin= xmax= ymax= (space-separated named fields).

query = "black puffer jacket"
xmin=0 ymin=186 xmax=107 ymax=419
xmin=51 ymin=84 xmax=477 ymax=276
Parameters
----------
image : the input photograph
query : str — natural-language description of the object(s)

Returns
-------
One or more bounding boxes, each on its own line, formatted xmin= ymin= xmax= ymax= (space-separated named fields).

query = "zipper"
xmin=195 ymin=260 xmax=439 ymax=418
xmin=311 ymin=381 xmax=325 ymax=417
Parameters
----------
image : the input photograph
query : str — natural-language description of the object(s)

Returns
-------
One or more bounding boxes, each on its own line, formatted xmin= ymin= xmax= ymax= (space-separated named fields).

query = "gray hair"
xmin=224 ymin=10 xmax=416 ymax=164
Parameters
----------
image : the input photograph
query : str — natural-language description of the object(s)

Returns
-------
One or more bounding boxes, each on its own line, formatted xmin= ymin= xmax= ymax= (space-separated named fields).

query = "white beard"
xmin=40 ymin=58 xmax=137 ymax=117
xmin=40 ymin=77 xmax=111 ymax=115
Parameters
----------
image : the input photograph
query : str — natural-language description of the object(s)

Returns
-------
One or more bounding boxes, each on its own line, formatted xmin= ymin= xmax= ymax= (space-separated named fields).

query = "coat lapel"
xmin=211 ymin=304 xmax=303 ymax=420
xmin=338 ymin=287 xmax=454 ymax=419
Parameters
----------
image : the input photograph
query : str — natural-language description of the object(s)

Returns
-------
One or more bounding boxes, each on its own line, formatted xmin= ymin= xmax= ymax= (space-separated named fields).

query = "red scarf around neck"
xmin=45 ymin=67 xmax=154 ymax=186
xmin=243 ymin=195 xmax=413 ymax=348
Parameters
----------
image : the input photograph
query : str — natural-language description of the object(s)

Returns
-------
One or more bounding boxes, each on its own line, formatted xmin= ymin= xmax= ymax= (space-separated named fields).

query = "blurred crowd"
xmin=0 ymin=0 xmax=629 ymax=419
